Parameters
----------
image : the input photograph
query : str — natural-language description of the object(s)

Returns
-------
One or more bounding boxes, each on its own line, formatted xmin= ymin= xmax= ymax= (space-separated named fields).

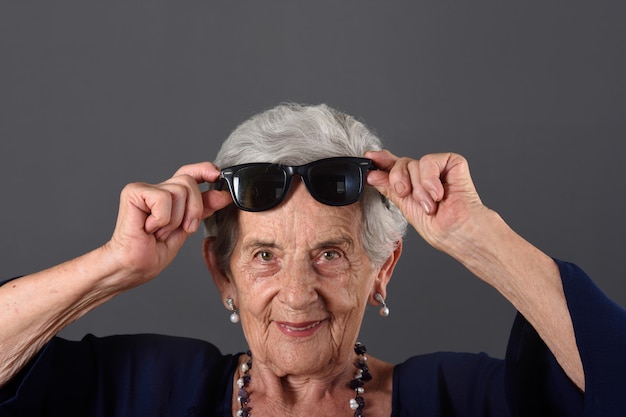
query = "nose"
xmin=277 ymin=263 xmax=319 ymax=311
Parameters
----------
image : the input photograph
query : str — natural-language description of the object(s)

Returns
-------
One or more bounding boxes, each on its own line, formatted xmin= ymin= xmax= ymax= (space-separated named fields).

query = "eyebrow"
xmin=314 ymin=236 xmax=355 ymax=251
xmin=242 ymin=239 xmax=280 ymax=252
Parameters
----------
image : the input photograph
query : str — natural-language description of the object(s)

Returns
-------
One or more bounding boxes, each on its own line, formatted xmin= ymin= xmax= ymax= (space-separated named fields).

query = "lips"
xmin=275 ymin=320 xmax=323 ymax=337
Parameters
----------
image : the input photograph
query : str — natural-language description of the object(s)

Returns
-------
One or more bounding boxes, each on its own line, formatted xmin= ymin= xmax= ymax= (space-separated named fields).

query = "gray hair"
xmin=205 ymin=103 xmax=407 ymax=270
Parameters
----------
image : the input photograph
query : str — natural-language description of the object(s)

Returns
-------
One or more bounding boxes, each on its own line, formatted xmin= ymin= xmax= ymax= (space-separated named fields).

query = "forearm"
xmin=444 ymin=209 xmax=585 ymax=390
xmin=0 ymin=245 xmax=130 ymax=388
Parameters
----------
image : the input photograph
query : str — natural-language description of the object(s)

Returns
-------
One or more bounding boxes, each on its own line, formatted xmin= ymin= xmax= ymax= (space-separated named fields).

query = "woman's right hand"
xmin=0 ymin=162 xmax=232 ymax=387
xmin=103 ymin=162 xmax=232 ymax=290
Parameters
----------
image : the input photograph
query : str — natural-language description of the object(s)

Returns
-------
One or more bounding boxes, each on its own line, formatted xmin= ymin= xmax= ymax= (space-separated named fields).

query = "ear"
xmin=369 ymin=239 xmax=402 ymax=305
xmin=202 ymin=237 xmax=236 ymax=303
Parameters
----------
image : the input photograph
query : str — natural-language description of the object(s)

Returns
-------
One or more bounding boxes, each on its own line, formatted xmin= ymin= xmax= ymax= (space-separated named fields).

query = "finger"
xmin=367 ymin=152 xmax=429 ymax=205
xmin=418 ymin=154 xmax=448 ymax=202
xmin=171 ymin=162 xmax=230 ymax=231
xmin=160 ymin=174 xmax=209 ymax=234
xmin=152 ymin=183 xmax=192 ymax=240
xmin=366 ymin=150 xmax=440 ymax=216
xmin=118 ymin=182 xmax=162 ymax=236
xmin=387 ymin=157 xmax=415 ymax=198
xmin=364 ymin=150 xmax=410 ymax=199
xmin=405 ymin=159 xmax=438 ymax=215
xmin=201 ymin=189 xmax=233 ymax=219
xmin=140 ymin=186 xmax=175 ymax=235
xmin=171 ymin=180 xmax=233 ymax=226
xmin=365 ymin=149 xmax=400 ymax=171
xmin=173 ymin=161 xmax=222 ymax=184
xmin=366 ymin=150 xmax=416 ymax=198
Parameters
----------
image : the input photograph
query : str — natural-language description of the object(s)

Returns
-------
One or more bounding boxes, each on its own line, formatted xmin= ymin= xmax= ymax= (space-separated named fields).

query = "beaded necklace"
xmin=236 ymin=342 xmax=371 ymax=417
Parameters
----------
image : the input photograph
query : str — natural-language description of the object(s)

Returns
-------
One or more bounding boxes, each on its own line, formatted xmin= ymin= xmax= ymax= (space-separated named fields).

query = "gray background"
xmin=1 ymin=2 xmax=625 ymax=364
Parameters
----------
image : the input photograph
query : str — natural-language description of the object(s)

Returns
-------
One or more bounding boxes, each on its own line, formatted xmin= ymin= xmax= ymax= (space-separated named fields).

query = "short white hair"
xmin=205 ymin=103 xmax=407 ymax=270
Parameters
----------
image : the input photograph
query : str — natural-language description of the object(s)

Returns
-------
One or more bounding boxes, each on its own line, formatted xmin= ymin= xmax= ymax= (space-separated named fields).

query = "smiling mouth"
xmin=275 ymin=320 xmax=323 ymax=336
xmin=280 ymin=321 xmax=321 ymax=331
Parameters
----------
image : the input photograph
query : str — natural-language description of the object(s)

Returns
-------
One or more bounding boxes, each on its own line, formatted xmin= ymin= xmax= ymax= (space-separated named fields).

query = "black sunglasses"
xmin=217 ymin=157 xmax=374 ymax=212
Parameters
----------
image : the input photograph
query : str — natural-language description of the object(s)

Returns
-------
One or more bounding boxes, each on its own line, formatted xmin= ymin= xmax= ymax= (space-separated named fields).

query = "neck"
xmin=239 ymin=354 xmax=354 ymax=409
xmin=232 ymin=344 xmax=394 ymax=417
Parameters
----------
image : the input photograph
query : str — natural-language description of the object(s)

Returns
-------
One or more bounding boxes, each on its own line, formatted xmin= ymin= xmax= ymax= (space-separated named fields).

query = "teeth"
xmin=283 ymin=321 xmax=320 ymax=331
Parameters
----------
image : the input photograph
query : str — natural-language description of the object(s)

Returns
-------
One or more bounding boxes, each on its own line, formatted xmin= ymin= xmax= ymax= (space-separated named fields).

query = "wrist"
xmin=95 ymin=242 xmax=156 ymax=293
xmin=439 ymin=208 xmax=521 ymax=286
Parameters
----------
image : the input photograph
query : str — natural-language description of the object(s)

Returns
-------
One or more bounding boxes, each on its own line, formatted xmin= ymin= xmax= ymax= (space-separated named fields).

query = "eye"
xmin=321 ymin=250 xmax=340 ymax=261
xmin=255 ymin=250 xmax=274 ymax=262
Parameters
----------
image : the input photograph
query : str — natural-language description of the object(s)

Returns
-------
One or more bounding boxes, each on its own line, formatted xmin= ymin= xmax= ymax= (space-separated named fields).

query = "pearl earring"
xmin=225 ymin=298 xmax=240 ymax=323
xmin=374 ymin=293 xmax=390 ymax=317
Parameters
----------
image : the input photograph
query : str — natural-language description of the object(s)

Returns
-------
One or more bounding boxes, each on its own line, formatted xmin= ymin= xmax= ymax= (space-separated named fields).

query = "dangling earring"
xmin=226 ymin=298 xmax=240 ymax=323
xmin=374 ymin=293 xmax=390 ymax=317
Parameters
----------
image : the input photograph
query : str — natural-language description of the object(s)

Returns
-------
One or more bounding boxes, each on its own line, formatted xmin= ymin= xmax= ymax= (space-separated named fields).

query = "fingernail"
xmin=394 ymin=182 xmax=406 ymax=194
xmin=420 ymin=200 xmax=431 ymax=215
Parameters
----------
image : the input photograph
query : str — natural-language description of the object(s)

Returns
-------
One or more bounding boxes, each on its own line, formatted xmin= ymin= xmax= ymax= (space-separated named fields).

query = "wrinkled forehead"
xmin=234 ymin=182 xmax=365 ymax=250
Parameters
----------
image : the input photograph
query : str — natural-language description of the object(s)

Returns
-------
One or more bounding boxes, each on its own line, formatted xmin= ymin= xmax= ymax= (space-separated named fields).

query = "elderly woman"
xmin=0 ymin=104 xmax=624 ymax=416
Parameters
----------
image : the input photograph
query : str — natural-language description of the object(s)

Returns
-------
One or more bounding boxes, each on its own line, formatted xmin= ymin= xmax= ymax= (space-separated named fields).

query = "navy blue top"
xmin=1 ymin=260 xmax=625 ymax=416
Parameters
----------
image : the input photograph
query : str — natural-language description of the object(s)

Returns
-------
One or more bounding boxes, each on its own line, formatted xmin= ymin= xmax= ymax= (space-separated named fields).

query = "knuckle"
xmin=406 ymin=159 xmax=420 ymax=172
xmin=388 ymin=166 xmax=405 ymax=184
xmin=189 ymin=199 xmax=204 ymax=217
xmin=452 ymin=153 xmax=468 ymax=166
xmin=121 ymin=182 xmax=145 ymax=194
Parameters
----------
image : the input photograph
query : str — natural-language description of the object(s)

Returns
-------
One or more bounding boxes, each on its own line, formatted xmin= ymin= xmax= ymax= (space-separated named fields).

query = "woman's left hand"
xmin=367 ymin=150 xmax=586 ymax=390
xmin=365 ymin=150 xmax=490 ymax=255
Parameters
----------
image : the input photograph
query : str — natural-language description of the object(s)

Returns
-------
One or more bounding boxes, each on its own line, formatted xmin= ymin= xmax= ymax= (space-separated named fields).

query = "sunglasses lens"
xmin=223 ymin=158 xmax=370 ymax=211
xmin=307 ymin=160 xmax=363 ymax=205
xmin=231 ymin=165 xmax=286 ymax=211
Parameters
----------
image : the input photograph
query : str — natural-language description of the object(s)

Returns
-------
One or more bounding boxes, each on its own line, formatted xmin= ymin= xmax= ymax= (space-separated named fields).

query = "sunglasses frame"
xmin=218 ymin=157 xmax=374 ymax=212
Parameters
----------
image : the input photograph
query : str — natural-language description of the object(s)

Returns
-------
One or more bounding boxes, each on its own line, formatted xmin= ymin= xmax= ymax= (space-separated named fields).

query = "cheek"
xmin=324 ymin=270 xmax=376 ymax=315
xmin=237 ymin=289 xmax=273 ymax=340
xmin=230 ymin=269 xmax=285 ymax=330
